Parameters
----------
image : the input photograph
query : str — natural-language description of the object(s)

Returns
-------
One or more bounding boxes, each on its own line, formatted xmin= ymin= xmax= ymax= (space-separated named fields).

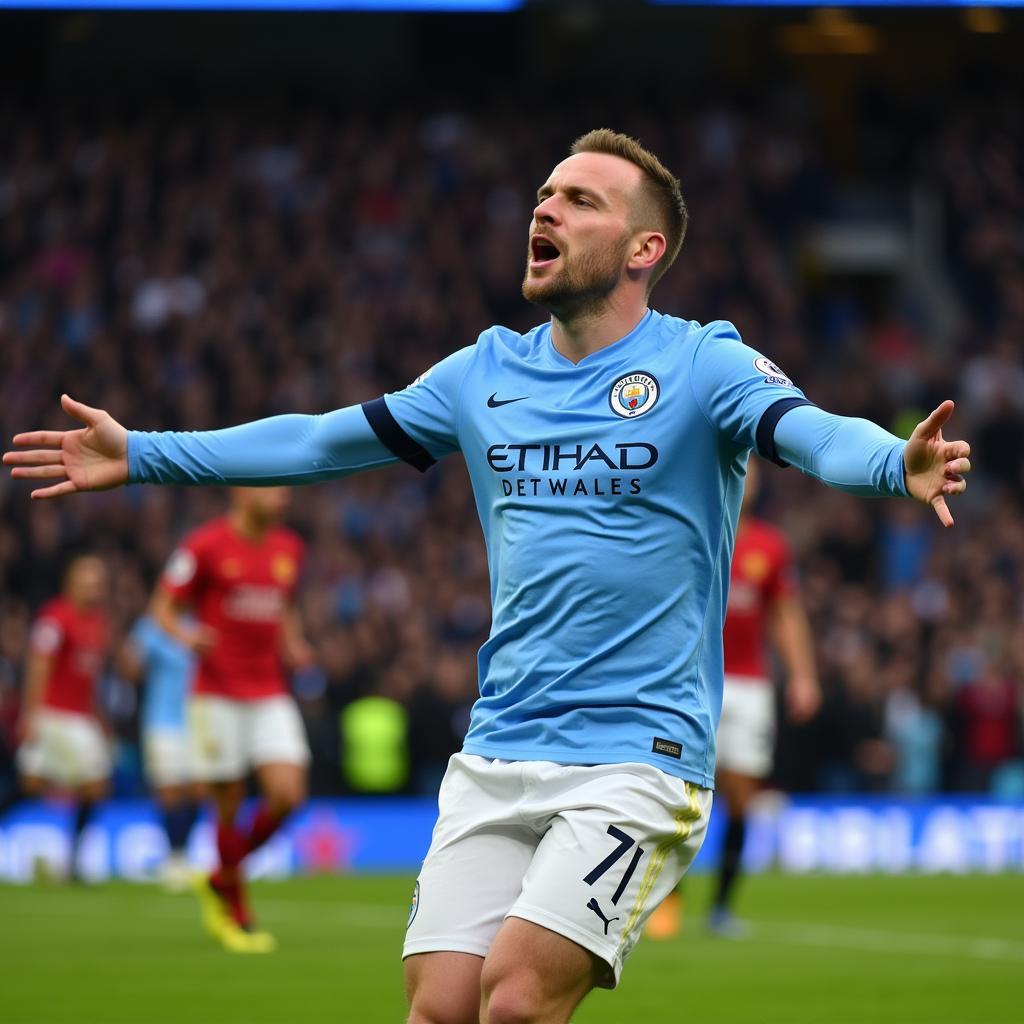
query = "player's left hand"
xmin=903 ymin=401 xmax=971 ymax=529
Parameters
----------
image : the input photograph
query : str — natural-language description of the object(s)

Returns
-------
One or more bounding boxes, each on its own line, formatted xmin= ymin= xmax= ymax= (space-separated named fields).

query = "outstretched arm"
xmin=773 ymin=400 xmax=970 ymax=527
xmin=4 ymin=394 xmax=399 ymax=499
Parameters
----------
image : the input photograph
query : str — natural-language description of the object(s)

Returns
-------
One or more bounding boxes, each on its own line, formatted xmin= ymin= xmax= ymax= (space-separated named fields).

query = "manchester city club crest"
xmin=609 ymin=371 xmax=660 ymax=418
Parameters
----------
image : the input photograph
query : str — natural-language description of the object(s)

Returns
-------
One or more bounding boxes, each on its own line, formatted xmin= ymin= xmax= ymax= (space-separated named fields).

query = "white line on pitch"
xmin=6 ymin=892 xmax=1023 ymax=961
xmin=0 ymin=893 xmax=404 ymax=929
xmin=756 ymin=921 xmax=1024 ymax=962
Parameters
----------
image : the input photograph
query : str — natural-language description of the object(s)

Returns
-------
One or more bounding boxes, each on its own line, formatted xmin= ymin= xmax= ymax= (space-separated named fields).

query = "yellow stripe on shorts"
xmin=618 ymin=781 xmax=704 ymax=957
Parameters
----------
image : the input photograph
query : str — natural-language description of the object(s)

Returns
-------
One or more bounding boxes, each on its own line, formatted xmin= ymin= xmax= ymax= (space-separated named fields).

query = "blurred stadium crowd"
xmin=1 ymin=82 xmax=1022 ymax=800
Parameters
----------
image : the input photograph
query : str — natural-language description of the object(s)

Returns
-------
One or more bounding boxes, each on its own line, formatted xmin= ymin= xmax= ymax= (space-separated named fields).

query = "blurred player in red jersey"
xmin=152 ymin=487 xmax=312 ymax=953
xmin=648 ymin=458 xmax=820 ymax=939
xmin=10 ymin=553 xmax=112 ymax=880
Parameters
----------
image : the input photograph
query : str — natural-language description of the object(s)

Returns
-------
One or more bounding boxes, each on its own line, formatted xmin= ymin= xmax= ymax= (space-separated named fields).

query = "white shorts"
xmin=188 ymin=695 xmax=310 ymax=783
xmin=16 ymin=709 xmax=112 ymax=788
xmin=403 ymin=754 xmax=712 ymax=987
xmin=715 ymin=676 xmax=776 ymax=778
xmin=143 ymin=728 xmax=190 ymax=789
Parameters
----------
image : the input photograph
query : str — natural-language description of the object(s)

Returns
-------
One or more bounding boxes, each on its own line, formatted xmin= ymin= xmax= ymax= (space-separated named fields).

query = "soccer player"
xmin=151 ymin=487 xmax=312 ymax=953
xmin=646 ymin=457 xmax=820 ymax=940
xmin=118 ymin=605 xmax=198 ymax=892
xmin=5 ymin=130 xmax=971 ymax=1022
xmin=11 ymin=553 xmax=111 ymax=880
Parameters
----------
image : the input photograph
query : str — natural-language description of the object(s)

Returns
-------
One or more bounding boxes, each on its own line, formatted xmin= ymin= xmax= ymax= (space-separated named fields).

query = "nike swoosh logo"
xmin=487 ymin=393 xmax=529 ymax=408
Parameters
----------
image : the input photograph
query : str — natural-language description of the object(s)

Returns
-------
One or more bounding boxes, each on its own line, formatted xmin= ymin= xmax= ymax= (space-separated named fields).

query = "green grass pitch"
xmin=1 ymin=873 xmax=1020 ymax=1023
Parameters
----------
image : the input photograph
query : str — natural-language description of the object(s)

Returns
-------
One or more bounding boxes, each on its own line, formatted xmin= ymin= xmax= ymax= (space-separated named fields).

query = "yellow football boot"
xmin=190 ymin=872 xmax=277 ymax=953
xmin=191 ymin=871 xmax=234 ymax=943
xmin=216 ymin=919 xmax=278 ymax=954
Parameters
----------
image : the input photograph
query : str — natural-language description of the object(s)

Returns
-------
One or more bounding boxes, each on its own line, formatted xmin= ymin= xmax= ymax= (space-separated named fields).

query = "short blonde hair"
xmin=570 ymin=128 xmax=688 ymax=293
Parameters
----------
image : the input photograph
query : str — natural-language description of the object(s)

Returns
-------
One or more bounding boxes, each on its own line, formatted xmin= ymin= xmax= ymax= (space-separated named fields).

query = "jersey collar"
xmin=541 ymin=309 xmax=658 ymax=370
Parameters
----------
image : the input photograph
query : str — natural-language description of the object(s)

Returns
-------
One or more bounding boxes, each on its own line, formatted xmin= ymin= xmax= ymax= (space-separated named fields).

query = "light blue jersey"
xmin=129 ymin=615 xmax=194 ymax=733
xmin=129 ymin=313 xmax=907 ymax=788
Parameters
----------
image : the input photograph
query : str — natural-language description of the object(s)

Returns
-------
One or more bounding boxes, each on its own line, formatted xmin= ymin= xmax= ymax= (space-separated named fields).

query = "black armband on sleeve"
xmin=361 ymin=398 xmax=436 ymax=473
xmin=755 ymin=397 xmax=815 ymax=467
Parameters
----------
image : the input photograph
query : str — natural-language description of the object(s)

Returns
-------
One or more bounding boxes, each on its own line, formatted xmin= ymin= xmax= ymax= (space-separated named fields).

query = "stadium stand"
xmin=0 ymin=79 xmax=1021 ymax=800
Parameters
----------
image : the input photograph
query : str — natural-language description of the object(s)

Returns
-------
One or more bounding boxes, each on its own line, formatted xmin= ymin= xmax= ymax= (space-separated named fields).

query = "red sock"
xmin=209 ymin=809 xmax=287 ymax=927
xmin=211 ymin=823 xmax=250 ymax=927
xmin=217 ymin=822 xmax=247 ymax=871
xmin=210 ymin=873 xmax=251 ymax=928
xmin=245 ymin=805 xmax=286 ymax=855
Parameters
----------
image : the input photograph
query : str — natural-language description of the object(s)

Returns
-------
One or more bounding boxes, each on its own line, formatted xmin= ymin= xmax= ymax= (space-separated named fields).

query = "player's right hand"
xmin=3 ymin=394 xmax=129 ymax=500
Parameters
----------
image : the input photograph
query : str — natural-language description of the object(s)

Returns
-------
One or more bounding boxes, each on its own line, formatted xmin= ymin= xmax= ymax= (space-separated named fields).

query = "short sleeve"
xmin=30 ymin=612 xmax=64 ymax=656
xmin=160 ymin=535 xmax=205 ymax=604
xmin=690 ymin=321 xmax=813 ymax=464
xmin=361 ymin=346 xmax=475 ymax=471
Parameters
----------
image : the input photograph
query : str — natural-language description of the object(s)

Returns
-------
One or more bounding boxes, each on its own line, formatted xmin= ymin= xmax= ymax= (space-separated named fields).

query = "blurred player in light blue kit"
xmin=6 ymin=129 xmax=973 ymax=1023
xmin=119 ymin=604 xmax=198 ymax=892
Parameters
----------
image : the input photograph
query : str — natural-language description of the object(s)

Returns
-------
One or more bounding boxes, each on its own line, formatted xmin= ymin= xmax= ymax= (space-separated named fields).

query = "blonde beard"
xmin=521 ymin=236 xmax=630 ymax=319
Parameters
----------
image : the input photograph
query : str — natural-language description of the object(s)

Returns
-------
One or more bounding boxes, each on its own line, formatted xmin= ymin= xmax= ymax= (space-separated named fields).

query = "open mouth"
xmin=530 ymin=235 xmax=562 ymax=267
